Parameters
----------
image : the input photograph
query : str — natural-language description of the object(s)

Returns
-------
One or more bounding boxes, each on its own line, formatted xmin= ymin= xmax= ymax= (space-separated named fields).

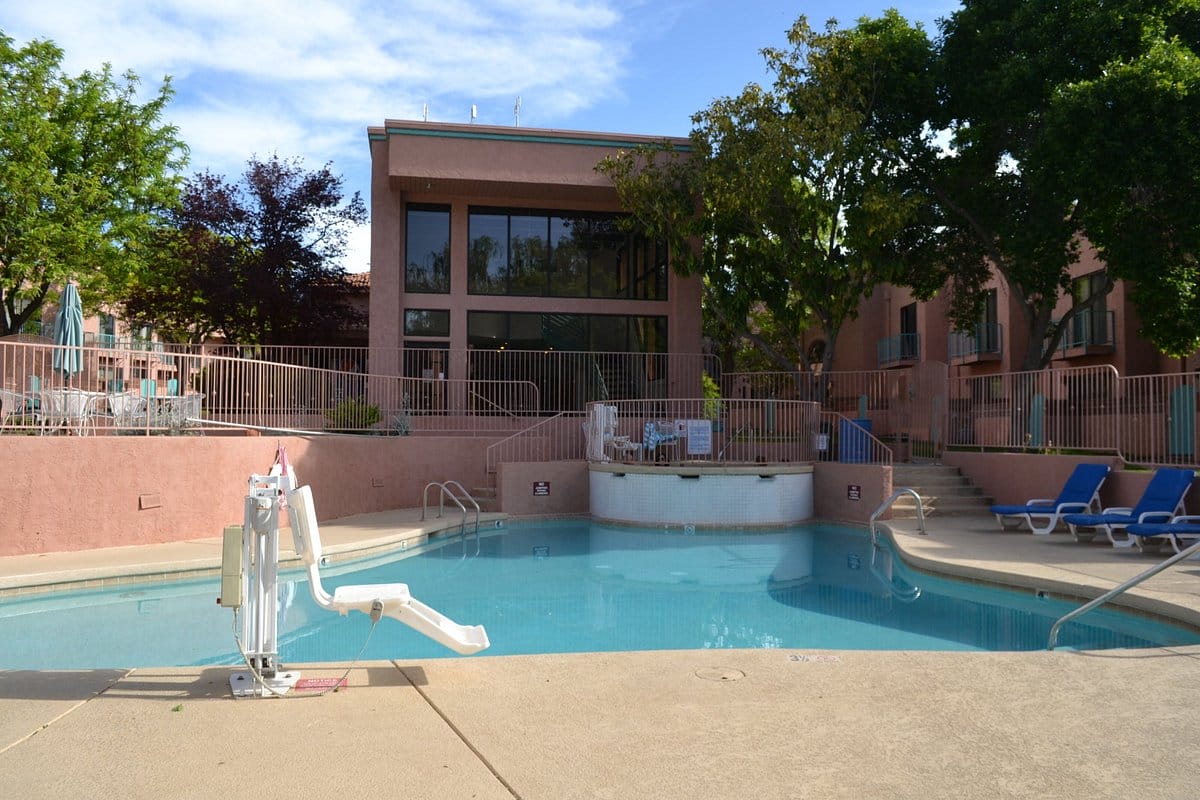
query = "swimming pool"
xmin=3 ymin=520 xmax=1198 ymax=669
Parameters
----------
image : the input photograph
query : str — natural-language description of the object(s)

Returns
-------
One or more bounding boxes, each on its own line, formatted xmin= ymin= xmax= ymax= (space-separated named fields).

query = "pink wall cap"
xmin=370 ymin=119 xmax=691 ymax=151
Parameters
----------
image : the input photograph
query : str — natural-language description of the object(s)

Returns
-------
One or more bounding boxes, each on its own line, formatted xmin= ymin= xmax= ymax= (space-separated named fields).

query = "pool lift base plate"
xmin=229 ymin=670 xmax=301 ymax=698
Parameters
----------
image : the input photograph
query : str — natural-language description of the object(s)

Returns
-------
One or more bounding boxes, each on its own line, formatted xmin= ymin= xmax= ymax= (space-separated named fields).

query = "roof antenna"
xmin=470 ymin=104 xmax=477 ymax=124
xmin=514 ymin=96 xmax=521 ymax=127
xmin=422 ymin=102 xmax=428 ymax=122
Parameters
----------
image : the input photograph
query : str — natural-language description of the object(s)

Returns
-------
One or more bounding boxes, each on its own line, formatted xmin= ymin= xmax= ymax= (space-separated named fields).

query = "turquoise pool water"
xmin=3 ymin=520 xmax=1198 ymax=669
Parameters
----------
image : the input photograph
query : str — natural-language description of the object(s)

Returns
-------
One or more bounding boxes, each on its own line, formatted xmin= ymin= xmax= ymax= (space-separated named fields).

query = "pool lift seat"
xmin=287 ymin=485 xmax=490 ymax=655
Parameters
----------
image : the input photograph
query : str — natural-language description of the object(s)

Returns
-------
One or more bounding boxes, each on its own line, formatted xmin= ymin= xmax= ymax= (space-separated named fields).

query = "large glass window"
xmin=468 ymin=213 xmax=508 ymax=294
xmin=509 ymin=214 xmax=550 ymax=295
xmin=551 ymin=216 xmax=588 ymax=297
xmin=467 ymin=208 xmax=667 ymax=299
xmin=467 ymin=311 xmax=669 ymax=410
xmin=467 ymin=312 xmax=666 ymax=352
xmin=1071 ymin=272 xmax=1110 ymax=346
xmin=404 ymin=309 xmax=450 ymax=338
xmin=405 ymin=206 xmax=450 ymax=293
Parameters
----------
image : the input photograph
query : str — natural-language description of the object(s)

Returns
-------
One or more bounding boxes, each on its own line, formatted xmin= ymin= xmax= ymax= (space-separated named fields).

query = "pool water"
xmin=3 ymin=520 xmax=1198 ymax=669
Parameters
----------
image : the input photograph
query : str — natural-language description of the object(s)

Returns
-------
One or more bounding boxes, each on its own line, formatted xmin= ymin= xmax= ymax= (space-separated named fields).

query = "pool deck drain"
xmin=4 ymin=511 xmax=1200 ymax=798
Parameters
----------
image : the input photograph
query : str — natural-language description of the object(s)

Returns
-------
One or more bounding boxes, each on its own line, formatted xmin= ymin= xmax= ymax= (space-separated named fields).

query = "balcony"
xmin=948 ymin=323 xmax=1003 ymax=364
xmin=1055 ymin=311 xmax=1115 ymax=358
xmin=877 ymin=333 xmax=920 ymax=368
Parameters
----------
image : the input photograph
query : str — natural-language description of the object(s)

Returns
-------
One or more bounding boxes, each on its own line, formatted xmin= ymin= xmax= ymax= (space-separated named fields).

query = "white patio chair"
xmin=107 ymin=390 xmax=147 ymax=430
xmin=1 ymin=388 xmax=29 ymax=430
xmin=39 ymin=388 xmax=102 ymax=436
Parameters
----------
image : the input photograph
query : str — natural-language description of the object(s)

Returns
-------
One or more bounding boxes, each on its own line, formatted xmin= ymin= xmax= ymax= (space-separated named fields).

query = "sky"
xmin=3 ymin=0 xmax=961 ymax=273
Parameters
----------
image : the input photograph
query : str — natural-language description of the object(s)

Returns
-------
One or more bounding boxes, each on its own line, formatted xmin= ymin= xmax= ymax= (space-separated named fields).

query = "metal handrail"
xmin=1047 ymin=537 xmax=1200 ymax=649
xmin=869 ymin=487 xmax=927 ymax=546
xmin=441 ymin=479 xmax=481 ymax=545
xmin=421 ymin=480 xmax=481 ymax=557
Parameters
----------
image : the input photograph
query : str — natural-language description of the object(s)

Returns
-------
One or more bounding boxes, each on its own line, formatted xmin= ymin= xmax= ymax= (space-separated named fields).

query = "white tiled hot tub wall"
xmin=590 ymin=470 xmax=813 ymax=527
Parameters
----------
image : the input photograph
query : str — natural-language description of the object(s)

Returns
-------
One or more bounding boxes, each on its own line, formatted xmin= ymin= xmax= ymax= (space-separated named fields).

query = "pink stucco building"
xmin=366 ymin=120 xmax=705 ymax=406
xmin=829 ymin=240 xmax=1195 ymax=377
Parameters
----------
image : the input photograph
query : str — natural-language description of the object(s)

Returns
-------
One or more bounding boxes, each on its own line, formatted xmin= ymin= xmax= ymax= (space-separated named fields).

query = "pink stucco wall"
xmin=0 ymin=434 xmax=496 ymax=557
xmin=497 ymin=460 xmax=590 ymax=517
xmin=943 ymin=451 xmax=1197 ymax=514
xmin=813 ymin=462 xmax=892 ymax=524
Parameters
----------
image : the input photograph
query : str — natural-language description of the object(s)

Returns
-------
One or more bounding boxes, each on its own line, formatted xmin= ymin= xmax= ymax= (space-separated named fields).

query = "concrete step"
xmin=893 ymin=465 xmax=965 ymax=480
xmin=891 ymin=498 xmax=993 ymax=517
xmin=471 ymin=488 xmax=498 ymax=512
xmin=895 ymin=484 xmax=987 ymax=499
xmin=892 ymin=463 xmax=991 ymax=517
xmin=893 ymin=474 xmax=973 ymax=488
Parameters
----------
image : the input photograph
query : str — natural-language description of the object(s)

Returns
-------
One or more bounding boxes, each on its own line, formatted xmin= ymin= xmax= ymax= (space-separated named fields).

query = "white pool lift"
xmin=220 ymin=454 xmax=489 ymax=697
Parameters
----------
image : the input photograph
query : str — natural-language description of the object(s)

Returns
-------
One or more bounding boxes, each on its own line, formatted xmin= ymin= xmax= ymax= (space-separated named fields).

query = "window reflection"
xmin=466 ymin=207 xmax=667 ymax=299
xmin=406 ymin=206 xmax=450 ymax=293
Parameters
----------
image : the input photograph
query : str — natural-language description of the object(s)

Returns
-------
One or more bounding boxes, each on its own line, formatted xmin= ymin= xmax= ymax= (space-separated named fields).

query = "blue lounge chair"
xmin=1126 ymin=516 xmax=1200 ymax=554
xmin=990 ymin=463 xmax=1110 ymax=535
xmin=1064 ymin=468 xmax=1195 ymax=548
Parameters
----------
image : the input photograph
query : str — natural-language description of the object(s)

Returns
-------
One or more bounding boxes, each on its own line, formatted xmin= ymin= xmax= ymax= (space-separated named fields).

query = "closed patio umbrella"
xmin=52 ymin=282 xmax=84 ymax=379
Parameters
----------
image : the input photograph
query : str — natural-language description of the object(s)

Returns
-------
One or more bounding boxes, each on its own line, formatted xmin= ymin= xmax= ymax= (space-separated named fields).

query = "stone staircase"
xmin=890 ymin=463 xmax=992 ymax=518
xmin=471 ymin=486 xmax=499 ymax=513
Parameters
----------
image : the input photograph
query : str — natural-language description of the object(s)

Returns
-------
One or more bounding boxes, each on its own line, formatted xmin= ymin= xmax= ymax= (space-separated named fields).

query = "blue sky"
xmin=3 ymin=1 xmax=960 ymax=272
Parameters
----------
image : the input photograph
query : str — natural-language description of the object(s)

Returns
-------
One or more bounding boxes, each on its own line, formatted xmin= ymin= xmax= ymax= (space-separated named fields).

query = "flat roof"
xmin=368 ymin=119 xmax=691 ymax=152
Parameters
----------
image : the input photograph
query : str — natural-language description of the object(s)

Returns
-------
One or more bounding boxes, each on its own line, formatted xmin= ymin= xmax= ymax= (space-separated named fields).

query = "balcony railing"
xmin=1054 ymin=310 xmax=1115 ymax=355
xmin=948 ymin=323 xmax=1003 ymax=362
xmin=877 ymin=333 xmax=920 ymax=367
xmin=84 ymin=333 xmax=171 ymax=353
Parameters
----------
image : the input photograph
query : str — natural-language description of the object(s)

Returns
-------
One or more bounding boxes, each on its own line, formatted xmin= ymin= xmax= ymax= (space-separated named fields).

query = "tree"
xmin=923 ymin=0 xmax=1200 ymax=369
xmin=122 ymin=155 xmax=367 ymax=345
xmin=600 ymin=13 xmax=938 ymax=383
xmin=0 ymin=34 xmax=185 ymax=336
xmin=1042 ymin=8 xmax=1200 ymax=359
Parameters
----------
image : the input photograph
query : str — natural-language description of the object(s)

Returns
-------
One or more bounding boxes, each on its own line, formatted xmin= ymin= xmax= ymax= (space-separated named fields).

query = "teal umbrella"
xmin=52 ymin=283 xmax=84 ymax=378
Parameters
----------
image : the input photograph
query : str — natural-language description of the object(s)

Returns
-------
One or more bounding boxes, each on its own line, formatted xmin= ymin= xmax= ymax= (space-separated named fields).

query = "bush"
xmin=325 ymin=398 xmax=381 ymax=430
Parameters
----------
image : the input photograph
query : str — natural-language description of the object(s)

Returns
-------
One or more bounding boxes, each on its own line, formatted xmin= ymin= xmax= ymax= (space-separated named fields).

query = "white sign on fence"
xmin=685 ymin=419 xmax=712 ymax=455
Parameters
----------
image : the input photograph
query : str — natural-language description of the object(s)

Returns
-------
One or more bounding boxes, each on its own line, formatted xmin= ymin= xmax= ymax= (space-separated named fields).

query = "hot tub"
xmin=589 ymin=462 xmax=814 ymax=528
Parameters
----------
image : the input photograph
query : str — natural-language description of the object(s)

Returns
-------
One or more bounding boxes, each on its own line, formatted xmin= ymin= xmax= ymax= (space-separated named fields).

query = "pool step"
xmin=891 ymin=464 xmax=992 ymax=518
xmin=471 ymin=487 xmax=499 ymax=513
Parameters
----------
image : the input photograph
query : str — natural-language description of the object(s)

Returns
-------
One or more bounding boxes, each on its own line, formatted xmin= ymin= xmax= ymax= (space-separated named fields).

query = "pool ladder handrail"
xmin=869 ymin=487 xmax=927 ymax=546
xmin=866 ymin=488 xmax=926 ymax=603
xmin=1047 ymin=536 xmax=1200 ymax=650
xmin=422 ymin=480 xmax=481 ymax=557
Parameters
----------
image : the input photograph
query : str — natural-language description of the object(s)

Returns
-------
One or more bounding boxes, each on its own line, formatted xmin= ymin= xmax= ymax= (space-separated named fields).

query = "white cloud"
xmin=3 ymin=0 xmax=633 ymax=270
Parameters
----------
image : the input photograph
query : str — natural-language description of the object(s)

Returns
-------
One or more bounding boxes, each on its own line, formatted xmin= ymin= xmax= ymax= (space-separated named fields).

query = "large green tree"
xmin=600 ymin=12 xmax=938 ymax=379
xmin=924 ymin=0 xmax=1200 ymax=368
xmin=121 ymin=155 xmax=367 ymax=344
xmin=0 ymin=34 xmax=185 ymax=336
xmin=1042 ymin=5 xmax=1200 ymax=359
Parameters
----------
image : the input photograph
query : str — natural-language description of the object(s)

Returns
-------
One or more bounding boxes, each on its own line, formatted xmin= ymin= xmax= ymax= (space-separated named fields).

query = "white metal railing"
xmin=486 ymin=412 xmax=588 ymax=473
xmin=722 ymin=368 xmax=910 ymax=417
xmin=0 ymin=340 xmax=538 ymax=436
xmin=946 ymin=364 xmax=1200 ymax=469
xmin=422 ymin=480 xmax=481 ymax=556
xmin=599 ymin=398 xmax=825 ymax=465
xmin=1047 ymin=537 xmax=1200 ymax=649
xmin=195 ymin=344 xmax=719 ymax=414
xmin=487 ymin=399 xmax=889 ymax=471
xmin=816 ymin=411 xmax=895 ymax=466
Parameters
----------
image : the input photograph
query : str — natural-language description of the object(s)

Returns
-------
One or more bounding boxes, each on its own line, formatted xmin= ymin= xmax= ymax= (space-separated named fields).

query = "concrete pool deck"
xmin=3 ymin=512 xmax=1200 ymax=799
